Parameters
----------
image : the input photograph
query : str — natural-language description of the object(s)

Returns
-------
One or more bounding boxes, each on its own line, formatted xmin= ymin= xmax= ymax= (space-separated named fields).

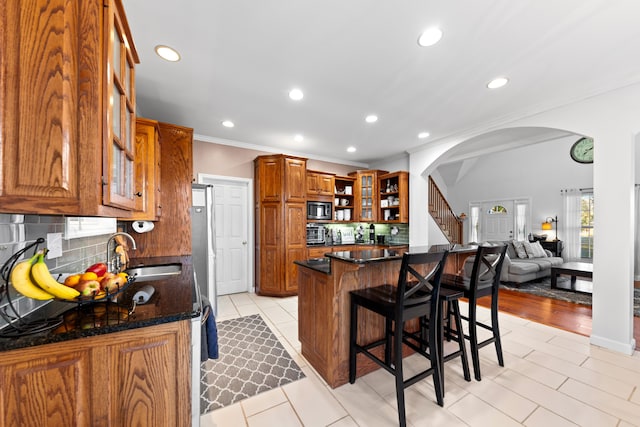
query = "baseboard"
xmin=590 ymin=334 xmax=636 ymax=355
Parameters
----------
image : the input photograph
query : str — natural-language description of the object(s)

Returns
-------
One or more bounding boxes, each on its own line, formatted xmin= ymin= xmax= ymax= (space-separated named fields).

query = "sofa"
xmin=465 ymin=240 xmax=564 ymax=284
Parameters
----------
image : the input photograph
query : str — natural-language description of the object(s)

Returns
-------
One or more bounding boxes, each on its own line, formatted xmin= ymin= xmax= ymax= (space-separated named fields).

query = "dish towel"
xmin=201 ymin=296 xmax=219 ymax=361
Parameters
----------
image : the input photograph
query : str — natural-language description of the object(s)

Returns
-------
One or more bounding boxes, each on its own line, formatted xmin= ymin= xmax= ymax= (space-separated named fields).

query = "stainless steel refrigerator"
xmin=191 ymin=184 xmax=217 ymax=316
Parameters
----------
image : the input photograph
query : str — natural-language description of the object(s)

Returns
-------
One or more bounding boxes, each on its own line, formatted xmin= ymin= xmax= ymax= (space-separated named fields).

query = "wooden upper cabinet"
xmin=123 ymin=117 xmax=161 ymax=221
xmin=127 ymin=122 xmax=193 ymax=258
xmin=0 ymin=0 xmax=138 ymax=216
xmin=256 ymin=157 xmax=282 ymax=202
xmin=255 ymin=154 xmax=306 ymax=203
xmin=379 ymin=171 xmax=409 ymax=223
xmin=350 ymin=170 xmax=387 ymax=222
xmin=102 ymin=0 xmax=139 ymax=211
xmin=307 ymin=170 xmax=335 ymax=200
xmin=284 ymin=157 xmax=307 ymax=202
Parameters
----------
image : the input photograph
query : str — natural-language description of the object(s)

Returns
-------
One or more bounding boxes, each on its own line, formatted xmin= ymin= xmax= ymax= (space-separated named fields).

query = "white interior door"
xmin=481 ymin=201 xmax=514 ymax=241
xmin=200 ymin=174 xmax=252 ymax=295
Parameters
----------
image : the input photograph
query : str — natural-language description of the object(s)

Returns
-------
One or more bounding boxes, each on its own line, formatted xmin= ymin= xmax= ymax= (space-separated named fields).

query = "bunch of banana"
xmin=9 ymin=254 xmax=55 ymax=300
xmin=30 ymin=253 xmax=80 ymax=300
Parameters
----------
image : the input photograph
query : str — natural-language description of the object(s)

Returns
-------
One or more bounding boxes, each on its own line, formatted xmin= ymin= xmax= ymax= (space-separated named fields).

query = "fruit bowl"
xmin=56 ymin=274 xmax=136 ymax=304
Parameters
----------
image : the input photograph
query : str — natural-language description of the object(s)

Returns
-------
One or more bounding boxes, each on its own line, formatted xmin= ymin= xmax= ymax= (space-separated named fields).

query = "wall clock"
xmin=570 ymin=137 xmax=594 ymax=163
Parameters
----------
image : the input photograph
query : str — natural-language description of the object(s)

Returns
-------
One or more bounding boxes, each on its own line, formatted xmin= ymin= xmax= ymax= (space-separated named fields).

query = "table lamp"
xmin=542 ymin=216 xmax=558 ymax=240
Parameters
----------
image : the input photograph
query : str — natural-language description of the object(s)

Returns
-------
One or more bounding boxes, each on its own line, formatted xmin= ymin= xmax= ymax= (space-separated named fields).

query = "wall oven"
xmin=307 ymin=201 xmax=332 ymax=221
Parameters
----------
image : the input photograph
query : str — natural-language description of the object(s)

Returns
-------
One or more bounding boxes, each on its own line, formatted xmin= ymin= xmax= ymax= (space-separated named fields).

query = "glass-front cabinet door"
xmin=104 ymin=0 xmax=138 ymax=210
xmin=351 ymin=170 xmax=384 ymax=222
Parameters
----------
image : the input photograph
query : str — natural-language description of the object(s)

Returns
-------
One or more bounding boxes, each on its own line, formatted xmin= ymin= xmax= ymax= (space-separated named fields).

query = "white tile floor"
xmin=201 ymin=293 xmax=640 ymax=427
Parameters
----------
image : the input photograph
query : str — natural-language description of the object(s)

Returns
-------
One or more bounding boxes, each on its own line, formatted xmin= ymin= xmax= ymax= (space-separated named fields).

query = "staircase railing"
xmin=428 ymin=176 xmax=463 ymax=244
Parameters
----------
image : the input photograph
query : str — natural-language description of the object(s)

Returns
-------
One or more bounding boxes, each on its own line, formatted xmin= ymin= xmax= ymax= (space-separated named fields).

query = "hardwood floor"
xmin=476 ymin=289 xmax=640 ymax=350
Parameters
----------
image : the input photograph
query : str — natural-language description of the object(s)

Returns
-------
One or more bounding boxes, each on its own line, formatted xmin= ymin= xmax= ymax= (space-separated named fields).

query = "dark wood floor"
xmin=476 ymin=289 xmax=640 ymax=350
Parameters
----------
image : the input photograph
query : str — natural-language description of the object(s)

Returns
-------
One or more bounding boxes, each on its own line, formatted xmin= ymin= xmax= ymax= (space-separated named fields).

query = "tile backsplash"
xmin=0 ymin=214 xmax=115 ymax=329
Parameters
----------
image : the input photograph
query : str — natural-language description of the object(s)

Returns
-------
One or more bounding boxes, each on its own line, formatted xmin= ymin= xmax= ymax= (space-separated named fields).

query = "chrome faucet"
xmin=106 ymin=232 xmax=137 ymax=273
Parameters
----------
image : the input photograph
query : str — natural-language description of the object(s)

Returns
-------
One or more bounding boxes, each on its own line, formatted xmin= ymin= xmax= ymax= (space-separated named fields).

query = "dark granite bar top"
xmin=0 ymin=255 xmax=200 ymax=353
xmin=307 ymin=242 xmax=409 ymax=248
xmin=297 ymin=244 xmax=481 ymax=271
xmin=428 ymin=243 xmax=479 ymax=254
xmin=326 ymin=248 xmax=405 ymax=264
xmin=294 ymin=258 xmax=331 ymax=274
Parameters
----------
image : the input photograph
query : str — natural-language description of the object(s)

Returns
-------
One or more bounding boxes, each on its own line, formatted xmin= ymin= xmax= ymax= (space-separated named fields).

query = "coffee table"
xmin=550 ymin=262 xmax=593 ymax=292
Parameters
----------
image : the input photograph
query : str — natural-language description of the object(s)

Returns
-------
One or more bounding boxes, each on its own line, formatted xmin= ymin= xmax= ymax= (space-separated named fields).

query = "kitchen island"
xmin=0 ymin=256 xmax=199 ymax=427
xmin=295 ymin=245 xmax=477 ymax=388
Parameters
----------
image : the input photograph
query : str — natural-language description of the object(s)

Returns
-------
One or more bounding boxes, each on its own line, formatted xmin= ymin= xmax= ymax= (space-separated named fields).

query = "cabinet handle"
xmin=135 ymin=192 xmax=142 ymax=197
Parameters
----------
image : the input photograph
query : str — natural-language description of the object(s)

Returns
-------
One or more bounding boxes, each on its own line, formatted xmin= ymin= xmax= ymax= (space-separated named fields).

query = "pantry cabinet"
xmin=0 ymin=0 xmax=139 ymax=216
xmin=255 ymin=154 xmax=307 ymax=296
xmin=0 ymin=321 xmax=191 ymax=427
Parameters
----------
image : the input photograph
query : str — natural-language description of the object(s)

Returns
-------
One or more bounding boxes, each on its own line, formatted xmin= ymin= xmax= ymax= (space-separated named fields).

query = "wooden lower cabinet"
xmin=0 ymin=321 xmax=191 ymax=427
xmin=297 ymin=267 xmax=331 ymax=377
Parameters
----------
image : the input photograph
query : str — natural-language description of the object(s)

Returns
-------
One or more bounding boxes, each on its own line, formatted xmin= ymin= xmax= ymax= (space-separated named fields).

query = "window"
xmin=488 ymin=205 xmax=507 ymax=214
xmin=581 ymin=191 xmax=594 ymax=258
xmin=515 ymin=201 xmax=529 ymax=241
xmin=469 ymin=205 xmax=480 ymax=243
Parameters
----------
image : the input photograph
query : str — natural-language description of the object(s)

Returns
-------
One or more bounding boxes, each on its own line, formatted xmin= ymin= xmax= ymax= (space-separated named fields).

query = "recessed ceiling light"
xmin=418 ymin=132 xmax=430 ymax=139
xmin=347 ymin=146 xmax=356 ymax=153
xmin=487 ymin=77 xmax=509 ymax=89
xmin=221 ymin=120 xmax=234 ymax=128
xmin=294 ymin=134 xmax=304 ymax=142
xmin=417 ymin=28 xmax=443 ymax=47
xmin=289 ymin=88 xmax=304 ymax=101
xmin=365 ymin=115 xmax=378 ymax=123
xmin=155 ymin=45 xmax=181 ymax=62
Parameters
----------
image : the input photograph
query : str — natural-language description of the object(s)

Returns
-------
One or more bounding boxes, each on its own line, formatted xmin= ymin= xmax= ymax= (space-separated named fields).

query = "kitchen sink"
xmin=126 ymin=263 xmax=182 ymax=282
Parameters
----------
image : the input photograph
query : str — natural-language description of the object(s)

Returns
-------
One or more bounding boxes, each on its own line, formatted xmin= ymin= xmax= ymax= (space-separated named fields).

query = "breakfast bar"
xmin=295 ymin=244 xmax=477 ymax=388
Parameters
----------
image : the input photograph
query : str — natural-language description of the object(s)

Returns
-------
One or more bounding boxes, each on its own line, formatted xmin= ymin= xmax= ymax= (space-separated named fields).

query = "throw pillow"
xmin=529 ymin=241 xmax=548 ymax=258
xmin=522 ymin=241 xmax=537 ymax=258
xmin=511 ymin=241 xmax=528 ymax=259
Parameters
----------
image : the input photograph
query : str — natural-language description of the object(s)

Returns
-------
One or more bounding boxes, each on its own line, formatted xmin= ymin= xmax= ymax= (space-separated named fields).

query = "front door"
xmin=481 ymin=201 xmax=514 ymax=241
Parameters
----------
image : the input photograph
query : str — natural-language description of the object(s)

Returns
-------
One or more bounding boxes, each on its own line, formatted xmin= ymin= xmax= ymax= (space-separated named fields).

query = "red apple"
xmin=101 ymin=275 xmax=125 ymax=293
xmin=75 ymin=279 xmax=101 ymax=296
xmin=86 ymin=262 xmax=108 ymax=277
xmin=99 ymin=272 xmax=116 ymax=290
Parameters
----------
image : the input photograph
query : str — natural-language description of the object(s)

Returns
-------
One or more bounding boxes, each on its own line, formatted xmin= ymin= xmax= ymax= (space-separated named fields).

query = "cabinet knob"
xmin=135 ymin=192 xmax=142 ymax=197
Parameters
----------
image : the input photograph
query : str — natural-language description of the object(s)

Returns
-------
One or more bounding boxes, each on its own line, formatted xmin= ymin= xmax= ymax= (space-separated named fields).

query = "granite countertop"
xmin=0 ymin=255 xmax=200 ymax=353
xmin=299 ymin=244 xmax=479 ymax=269
xmin=307 ymin=241 xmax=409 ymax=248
xmin=294 ymin=258 xmax=331 ymax=274
xmin=326 ymin=248 xmax=405 ymax=264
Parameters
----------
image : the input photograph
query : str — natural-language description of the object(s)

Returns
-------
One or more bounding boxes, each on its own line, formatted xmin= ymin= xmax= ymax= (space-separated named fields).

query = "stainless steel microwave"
xmin=307 ymin=201 xmax=332 ymax=220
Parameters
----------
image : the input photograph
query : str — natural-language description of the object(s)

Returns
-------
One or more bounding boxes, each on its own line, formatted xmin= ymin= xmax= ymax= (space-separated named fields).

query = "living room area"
xmin=427 ymin=127 xmax=640 ymax=346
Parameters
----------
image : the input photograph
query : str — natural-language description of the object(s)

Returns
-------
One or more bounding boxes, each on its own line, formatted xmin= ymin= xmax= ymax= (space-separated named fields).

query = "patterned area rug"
xmin=200 ymin=314 xmax=305 ymax=414
xmin=501 ymin=278 xmax=640 ymax=316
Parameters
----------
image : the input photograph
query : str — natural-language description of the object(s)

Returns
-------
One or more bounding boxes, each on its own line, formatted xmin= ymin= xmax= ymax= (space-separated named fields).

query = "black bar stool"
xmin=442 ymin=244 xmax=508 ymax=381
xmin=348 ymin=251 xmax=451 ymax=427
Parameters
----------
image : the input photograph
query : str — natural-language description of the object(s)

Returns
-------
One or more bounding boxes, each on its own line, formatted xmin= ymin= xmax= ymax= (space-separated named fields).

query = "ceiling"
xmin=123 ymin=0 xmax=640 ymax=166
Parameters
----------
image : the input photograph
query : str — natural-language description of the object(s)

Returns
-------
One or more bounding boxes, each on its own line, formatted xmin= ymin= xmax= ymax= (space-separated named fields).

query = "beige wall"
xmin=193 ymin=139 xmax=366 ymax=180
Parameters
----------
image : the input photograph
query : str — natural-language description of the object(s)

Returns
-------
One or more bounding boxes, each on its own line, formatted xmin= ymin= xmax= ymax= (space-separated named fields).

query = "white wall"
xmin=441 ymin=136 xmax=593 ymax=240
